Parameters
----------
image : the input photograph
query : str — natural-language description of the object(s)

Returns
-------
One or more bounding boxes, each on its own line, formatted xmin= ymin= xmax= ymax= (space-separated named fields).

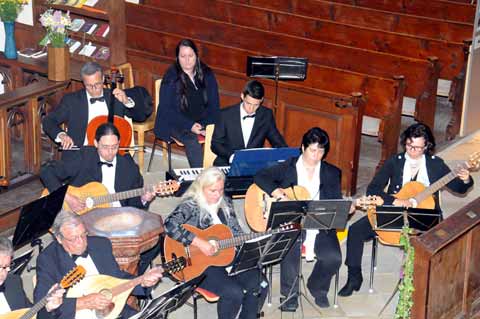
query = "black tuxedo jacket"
xmin=211 ymin=104 xmax=287 ymax=166
xmin=42 ymin=88 xmax=146 ymax=148
xmin=34 ymin=236 xmax=146 ymax=319
xmin=254 ymin=156 xmax=342 ymax=200
xmin=40 ymin=146 xmax=146 ymax=208
xmin=1 ymin=274 xmax=32 ymax=311
xmin=367 ymin=152 xmax=474 ymax=208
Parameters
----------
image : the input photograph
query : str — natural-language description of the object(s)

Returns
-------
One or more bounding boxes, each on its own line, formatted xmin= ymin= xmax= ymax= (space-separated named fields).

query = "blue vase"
xmin=3 ymin=21 xmax=17 ymax=59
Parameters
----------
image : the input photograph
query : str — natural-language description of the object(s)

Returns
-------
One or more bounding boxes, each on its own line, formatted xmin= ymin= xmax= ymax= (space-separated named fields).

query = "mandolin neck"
xmin=19 ymin=289 xmax=56 ymax=319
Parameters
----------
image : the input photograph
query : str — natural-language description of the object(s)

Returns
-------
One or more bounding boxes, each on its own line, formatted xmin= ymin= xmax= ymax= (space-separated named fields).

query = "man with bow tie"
xmin=34 ymin=210 xmax=162 ymax=319
xmin=40 ymin=123 xmax=156 ymax=213
xmin=211 ymin=80 xmax=287 ymax=166
xmin=42 ymin=62 xmax=148 ymax=154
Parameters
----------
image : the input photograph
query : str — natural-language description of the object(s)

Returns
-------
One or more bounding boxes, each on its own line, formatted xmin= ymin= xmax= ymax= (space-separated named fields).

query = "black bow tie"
xmin=98 ymin=161 xmax=113 ymax=167
xmin=90 ymin=96 xmax=105 ymax=104
xmin=242 ymin=113 xmax=256 ymax=120
xmin=72 ymin=251 xmax=89 ymax=261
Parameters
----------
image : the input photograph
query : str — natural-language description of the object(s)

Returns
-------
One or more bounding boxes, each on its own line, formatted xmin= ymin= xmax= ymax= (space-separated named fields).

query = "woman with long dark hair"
xmin=154 ymin=39 xmax=220 ymax=167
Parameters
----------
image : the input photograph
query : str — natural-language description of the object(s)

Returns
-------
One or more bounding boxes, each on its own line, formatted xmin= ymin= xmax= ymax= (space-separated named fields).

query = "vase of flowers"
xmin=39 ymin=9 xmax=71 ymax=81
xmin=0 ymin=0 xmax=29 ymax=59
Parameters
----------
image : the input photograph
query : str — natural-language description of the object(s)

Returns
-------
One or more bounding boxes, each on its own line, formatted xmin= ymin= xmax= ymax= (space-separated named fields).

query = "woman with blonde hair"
xmin=164 ymin=167 xmax=267 ymax=319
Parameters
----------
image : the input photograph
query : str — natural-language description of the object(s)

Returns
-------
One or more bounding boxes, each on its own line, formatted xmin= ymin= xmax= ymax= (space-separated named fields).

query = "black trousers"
xmin=281 ymin=230 xmax=341 ymax=301
xmin=172 ymin=129 xmax=204 ymax=168
xmin=199 ymin=266 xmax=268 ymax=319
xmin=344 ymin=216 xmax=376 ymax=268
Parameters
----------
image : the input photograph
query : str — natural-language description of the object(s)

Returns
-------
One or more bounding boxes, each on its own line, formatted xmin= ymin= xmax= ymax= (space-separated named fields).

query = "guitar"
xmin=67 ymin=257 xmax=186 ymax=319
xmin=245 ymin=183 xmax=383 ymax=232
xmin=0 ymin=266 xmax=85 ymax=319
xmin=41 ymin=180 xmax=180 ymax=215
xmin=244 ymin=184 xmax=311 ymax=232
xmin=164 ymin=223 xmax=301 ymax=281
xmin=368 ymin=152 xmax=480 ymax=245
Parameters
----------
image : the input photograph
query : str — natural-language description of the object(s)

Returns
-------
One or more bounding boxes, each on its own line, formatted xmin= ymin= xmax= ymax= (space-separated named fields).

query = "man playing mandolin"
xmin=164 ymin=167 xmax=268 ymax=319
xmin=34 ymin=210 xmax=162 ymax=319
xmin=339 ymin=122 xmax=474 ymax=297
xmin=0 ymin=236 xmax=64 ymax=317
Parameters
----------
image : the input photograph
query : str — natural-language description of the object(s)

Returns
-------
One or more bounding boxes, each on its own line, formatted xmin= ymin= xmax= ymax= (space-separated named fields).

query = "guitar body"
xmin=244 ymin=184 xmax=311 ymax=232
xmin=41 ymin=182 xmax=111 ymax=215
xmin=86 ymin=115 xmax=133 ymax=156
xmin=367 ymin=181 xmax=435 ymax=245
xmin=0 ymin=309 xmax=35 ymax=319
xmin=164 ymin=224 xmax=236 ymax=281
xmin=67 ymin=274 xmax=132 ymax=319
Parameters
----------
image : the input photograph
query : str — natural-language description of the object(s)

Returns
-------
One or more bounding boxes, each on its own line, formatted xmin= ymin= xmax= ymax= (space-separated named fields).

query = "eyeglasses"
xmin=98 ymin=143 xmax=119 ymax=151
xmin=62 ymin=231 xmax=88 ymax=243
xmin=0 ymin=263 xmax=12 ymax=271
xmin=406 ymin=143 xmax=427 ymax=152
xmin=84 ymin=82 xmax=104 ymax=90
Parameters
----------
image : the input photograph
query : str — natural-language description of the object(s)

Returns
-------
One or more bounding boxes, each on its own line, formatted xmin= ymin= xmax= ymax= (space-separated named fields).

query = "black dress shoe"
xmin=280 ymin=297 xmax=298 ymax=312
xmin=338 ymin=277 xmax=362 ymax=297
xmin=314 ymin=294 xmax=330 ymax=308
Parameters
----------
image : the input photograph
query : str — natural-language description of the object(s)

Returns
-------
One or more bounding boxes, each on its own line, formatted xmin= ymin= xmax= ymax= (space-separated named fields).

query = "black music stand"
xmin=373 ymin=205 xmax=441 ymax=316
xmin=246 ymin=56 xmax=308 ymax=106
xmin=267 ymin=199 xmax=351 ymax=314
xmin=9 ymin=185 xmax=67 ymax=275
xmin=129 ymin=275 xmax=205 ymax=319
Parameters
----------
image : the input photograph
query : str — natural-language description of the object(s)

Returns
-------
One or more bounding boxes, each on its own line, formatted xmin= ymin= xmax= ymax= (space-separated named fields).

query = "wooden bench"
xmin=142 ymin=0 xmax=445 ymax=132
xmin=228 ymin=0 xmax=474 ymax=43
xmin=126 ymin=50 xmax=364 ymax=194
xmin=126 ymin=23 xmax=406 ymax=166
xmin=328 ymin=0 xmax=476 ymax=23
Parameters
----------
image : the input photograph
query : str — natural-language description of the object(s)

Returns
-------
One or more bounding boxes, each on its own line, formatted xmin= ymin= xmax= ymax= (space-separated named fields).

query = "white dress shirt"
xmin=99 ymin=156 xmax=121 ymax=207
xmin=74 ymin=255 xmax=99 ymax=319
xmin=240 ymin=103 xmax=255 ymax=148
xmin=296 ymin=156 xmax=322 ymax=261
xmin=0 ymin=292 xmax=11 ymax=315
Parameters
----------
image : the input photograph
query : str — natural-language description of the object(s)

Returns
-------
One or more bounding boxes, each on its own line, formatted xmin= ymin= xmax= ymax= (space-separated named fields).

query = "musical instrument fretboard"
xmin=174 ymin=166 xmax=230 ymax=181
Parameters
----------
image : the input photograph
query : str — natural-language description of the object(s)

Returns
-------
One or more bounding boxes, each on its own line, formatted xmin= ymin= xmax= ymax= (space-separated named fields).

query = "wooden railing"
xmin=0 ymin=77 xmax=68 ymax=187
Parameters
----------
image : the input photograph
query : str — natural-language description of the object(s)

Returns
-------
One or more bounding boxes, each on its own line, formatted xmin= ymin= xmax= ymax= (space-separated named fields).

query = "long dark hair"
xmin=174 ymin=39 xmax=211 ymax=113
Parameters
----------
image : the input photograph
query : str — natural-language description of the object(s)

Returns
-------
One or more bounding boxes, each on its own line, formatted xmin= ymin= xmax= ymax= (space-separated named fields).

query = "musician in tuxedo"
xmin=34 ymin=210 xmax=162 ymax=319
xmin=42 ymin=61 xmax=149 ymax=152
xmin=164 ymin=167 xmax=268 ymax=319
xmin=254 ymin=127 xmax=345 ymax=310
xmin=211 ymin=80 xmax=287 ymax=166
xmin=0 ymin=237 xmax=64 ymax=316
xmin=40 ymin=122 xmax=156 ymax=212
xmin=339 ymin=123 xmax=474 ymax=297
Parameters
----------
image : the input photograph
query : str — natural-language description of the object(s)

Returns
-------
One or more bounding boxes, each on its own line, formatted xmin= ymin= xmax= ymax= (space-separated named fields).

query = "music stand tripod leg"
xmin=378 ymin=277 xmax=401 ymax=316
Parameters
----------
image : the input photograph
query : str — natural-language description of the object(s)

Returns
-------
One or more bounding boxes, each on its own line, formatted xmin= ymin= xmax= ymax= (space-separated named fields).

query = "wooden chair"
xmin=192 ymin=287 xmax=220 ymax=319
xmin=131 ymin=78 xmax=161 ymax=173
xmin=202 ymin=124 xmax=216 ymax=168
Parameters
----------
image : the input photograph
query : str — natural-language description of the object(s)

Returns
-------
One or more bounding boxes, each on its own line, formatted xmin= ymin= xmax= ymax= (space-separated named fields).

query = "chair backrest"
xmin=203 ymin=124 xmax=216 ymax=168
xmin=115 ymin=62 xmax=134 ymax=89
xmin=153 ymin=78 xmax=162 ymax=120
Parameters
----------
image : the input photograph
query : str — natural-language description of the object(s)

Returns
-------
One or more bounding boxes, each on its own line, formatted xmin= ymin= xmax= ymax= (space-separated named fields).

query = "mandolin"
xmin=164 ymin=223 xmax=300 ymax=282
xmin=67 ymin=257 xmax=186 ymax=319
xmin=41 ymin=180 xmax=180 ymax=215
xmin=368 ymin=152 xmax=480 ymax=245
xmin=0 ymin=266 xmax=85 ymax=319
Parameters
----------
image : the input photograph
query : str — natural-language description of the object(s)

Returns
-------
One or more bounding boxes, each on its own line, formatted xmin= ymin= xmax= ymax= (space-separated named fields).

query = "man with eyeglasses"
xmin=34 ymin=210 xmax=162 ymax=319
xmin=0 ymin=236 xmax=64 ymax=316
xmin=338 ymin=122 xmax=474 ymax=297
xmin=42 ymin=62 xmax=148 ymax=155
xmin=40 ymin=122 xmax=155 ymax=213
xmin=211 ymin=80 xmax=286 ymax=166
